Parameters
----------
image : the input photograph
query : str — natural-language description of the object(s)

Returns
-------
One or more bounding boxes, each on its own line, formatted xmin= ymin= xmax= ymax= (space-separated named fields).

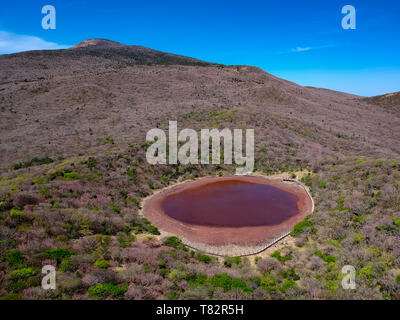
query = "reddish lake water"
xmin=162 ymin=180 xmax=299 ymax=227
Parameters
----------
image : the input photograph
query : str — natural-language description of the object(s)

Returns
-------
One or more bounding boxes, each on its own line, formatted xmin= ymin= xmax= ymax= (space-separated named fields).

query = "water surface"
xmin=162 ymin=180 xmax=299 ymax=227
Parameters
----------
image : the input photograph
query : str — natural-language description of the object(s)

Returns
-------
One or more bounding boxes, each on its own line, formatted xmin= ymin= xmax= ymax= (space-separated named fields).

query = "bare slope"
xmin=0 ymin=40 xmax=399 ymax=171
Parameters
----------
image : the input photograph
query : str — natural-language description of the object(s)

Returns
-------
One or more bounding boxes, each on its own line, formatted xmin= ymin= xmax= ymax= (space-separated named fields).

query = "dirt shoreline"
xmin=140 ymin=175 xmax=313 ymax=256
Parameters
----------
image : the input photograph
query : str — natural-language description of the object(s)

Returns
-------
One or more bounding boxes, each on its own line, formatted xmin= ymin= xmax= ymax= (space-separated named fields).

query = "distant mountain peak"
xmin=70 ymin=39 xmax=125 ymax=49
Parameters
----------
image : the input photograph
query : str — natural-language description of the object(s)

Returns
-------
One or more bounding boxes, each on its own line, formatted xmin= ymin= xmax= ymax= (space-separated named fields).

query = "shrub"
xmin=45 ymin=248 xmax=75 ymax=262
xmin=318 ymin=181 xmax=327 ymax=189
xmin=353 ymin=233 xmax=366 ymax=243
xmin=257 ymin=257 xmax=279 ymax=273
xmin=301 ymin=175 xmax=313 ymax=188
xmin=280 ymin=280 xmax=297 ymax=293
xmin=314 ymin=251 xmax=336 ymax=263
xmin=326 ymin=280 xmax=339 ymax=292
xmin=209 ymin=273 xmax=252 ymax=292
xmin=83 ymin=157 xmax=98 ymax=169
xmin=87 ymin=283 xmax=127 ymax=298
xmin=9 ymin=268 xmax=36 ymax=280
xmin=270 ymin=250 xmax=292 ymax=262
xmin=12 ymin=157 xmax=53 ymax=170
xmin=10 ymin=207 xmax=25 ymax=218
xmin=291 ymin=216 xmax=315 ymax=236
xmin=62 ymin=172 xmax=81 ymax=180
xmin=0 ymin=293 xmax=22 ymax=300
xmin=32 ymin=177 xmax=44 ymax=185
xmin=126 ymin=168 xmax=137 ymax=181
xmin=147 ymin=225 xmax=160 ymax=235
xmin=164 ymin=236 xmax=183 ymax=249
xmin=59 ymin=259 xmax=71 ymax=272
xmin=168 ymin=269 xmax=187 ymax=281
xmin=359 ymin=265 xmax=374 ymax=279
xmin=209 ymin=273 xmax=232 ymax=291
xmin=5 ymin=250 xmax=24 ymax=267
xmin=164 ymin=290 xmax=179 ymax=300
xmin=197 ymin=254 xmax=212 ymax=264
xmin=147 ymin=181 xmax=154 ymax=189
xmin=14 ymin=194 xmax=40 ymax=207
xmin=279 ymin=268 xmax=300 ymax=281
xmin=260 ymin=275 xmax=276 ymax=287
xmin=126 ymin=198 xmax=140 ymax=206
xmin=231 ymin=278 xmax=253 ymax=293
xmin=95 ymin=260 xmax=110 ymax=269
xmin=187 ymin=274 xmax=207 ymax=287
xmin=125 ymin=285 xmax=143 ymax=300
xmin=223 ymin=256 xmax=242 ymax=268
xmin=110 ymin=206 xmax=121 ymax=214
xmin=396 ymin=274 xmax=400 ymax=284
xmin=39 ymin=187 xmax=50 ymax=196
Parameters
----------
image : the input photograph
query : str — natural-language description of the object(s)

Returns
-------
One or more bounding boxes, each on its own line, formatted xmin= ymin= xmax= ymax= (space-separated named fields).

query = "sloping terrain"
xmin=363 ymin=91 xmax=400 ymax=113
xmin=0 ymin=40 xmax=399 ymax=300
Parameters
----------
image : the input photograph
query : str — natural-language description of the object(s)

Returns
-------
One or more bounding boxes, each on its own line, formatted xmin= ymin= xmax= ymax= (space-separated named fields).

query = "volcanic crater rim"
xmin=140 ymin=175 xmax=314 ymax=256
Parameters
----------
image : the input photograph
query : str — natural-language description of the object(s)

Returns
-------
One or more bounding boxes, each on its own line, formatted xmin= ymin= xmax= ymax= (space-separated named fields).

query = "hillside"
xmin=0 ymin=40 xmax=399 ymax=300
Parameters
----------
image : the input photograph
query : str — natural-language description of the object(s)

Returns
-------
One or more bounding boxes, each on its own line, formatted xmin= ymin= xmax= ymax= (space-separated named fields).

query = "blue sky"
xmin=0 ymin=0 xmax=399 ymax=96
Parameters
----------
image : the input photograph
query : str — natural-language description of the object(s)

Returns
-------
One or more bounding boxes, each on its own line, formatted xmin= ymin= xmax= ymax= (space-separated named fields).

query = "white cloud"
xmin=0 ymin=31 xmax=69 ymax=55
xmin=291 ymin=46 xmax=312 ymax=52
